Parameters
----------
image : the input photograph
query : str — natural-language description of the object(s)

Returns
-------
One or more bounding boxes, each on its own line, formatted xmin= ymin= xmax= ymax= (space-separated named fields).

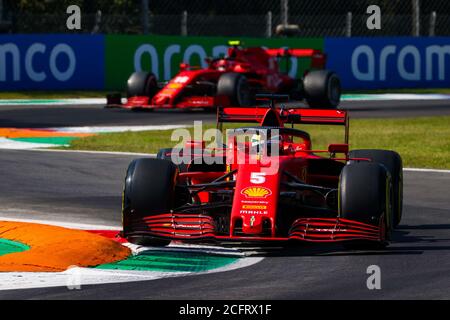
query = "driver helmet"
xmin=217 ymin=59 xmax=228 ymax=71
xmin=251 ymin=133 xmax=283 ymax=156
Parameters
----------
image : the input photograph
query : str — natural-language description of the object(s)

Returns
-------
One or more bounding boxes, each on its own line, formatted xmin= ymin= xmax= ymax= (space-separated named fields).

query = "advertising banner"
xmin=0 ymin=34 xmax=104 ymax=90
xmin=5 ymin=34 xmax=448 ymax=92
xmin=105 ymin=35 xmax=323 ymax=90
xmin=325 ymin=37 xmax=450 ymax=89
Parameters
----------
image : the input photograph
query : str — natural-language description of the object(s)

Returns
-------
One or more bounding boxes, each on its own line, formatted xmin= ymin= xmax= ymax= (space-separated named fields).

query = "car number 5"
xmin=250 ymin=172 xmax=266 ymax=184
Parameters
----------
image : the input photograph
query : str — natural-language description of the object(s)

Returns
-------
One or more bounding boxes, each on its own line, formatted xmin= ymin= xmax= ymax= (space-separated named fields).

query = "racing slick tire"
xmin=122 ymin=158 xmax=177 ymax=246
xmin=157 ymin=148 xmax=187 ymax=172
xmin=349 ymin=149 xmax=403 ymax=227
xmin=217 ymin=73 xmax=251 ymax=107
xmin=339 ymin=162 xmax=393 ymax=248
xmin=126 ymin=71 xmax=159 ymax=98
xmin=303 ymin=70 xmax=341 ymax=108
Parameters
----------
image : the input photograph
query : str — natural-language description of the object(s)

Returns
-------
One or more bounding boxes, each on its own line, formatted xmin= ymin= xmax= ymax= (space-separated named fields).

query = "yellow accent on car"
xmin=167 ymin=83 xmax=182 ymax=89
xmin=228 ymin=40 xmax=241 ymax=46
xmin=242 ymin=187 xmax=271 ymax=198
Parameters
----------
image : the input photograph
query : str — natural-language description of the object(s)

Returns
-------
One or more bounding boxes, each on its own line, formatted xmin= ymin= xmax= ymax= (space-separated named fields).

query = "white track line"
xmin=341 ymin=93 xmax=450 ymax=101
xmin=0 ymin=254 xmax=264 ymax=291
xmin=50 ymin=124 xmax=188 ymax=133
xmin=0 ymin=138 xmax=57 ymax=150
xmin=0 ymin=98 xmax=106 ymax=106
xmin=31 ymin=148 xmax=155 ymax=157
xmin=403 ymin=167 xmax=450 ymax=173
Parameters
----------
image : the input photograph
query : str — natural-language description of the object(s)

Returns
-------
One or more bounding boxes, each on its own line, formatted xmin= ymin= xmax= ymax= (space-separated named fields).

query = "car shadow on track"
xmin=246 ymin=223 xmax=450 ymax=258
xmin=387 ymin=223 xmax=450 ymax=251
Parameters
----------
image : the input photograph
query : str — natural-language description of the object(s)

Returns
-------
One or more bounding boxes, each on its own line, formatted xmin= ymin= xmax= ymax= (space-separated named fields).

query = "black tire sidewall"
xmin=217 ymin=73 xmax=251 ymax=106
xmin=339 ymin=163 xmax=388 ymax=225
xmin=349 ymin=149 xmax=403 ymax=227
xmin=304 ymin=70 xmax=341 ymax=108
xmin=123 ymin=158 xmax=177 ymax=216
xmin=127 ymin=71 xmax=158 ymax=98
xmin=339 ymin=162 xmax=392 ymax=243
xmin=122 ymin=158 xmax=177 ymax=246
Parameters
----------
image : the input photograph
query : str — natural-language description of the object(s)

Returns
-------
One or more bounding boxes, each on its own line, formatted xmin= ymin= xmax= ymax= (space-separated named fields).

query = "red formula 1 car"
xmin=121 ymin=96 xmax=403 ymax=247
xmin=107 ymin=42 xmax=341 ymax=111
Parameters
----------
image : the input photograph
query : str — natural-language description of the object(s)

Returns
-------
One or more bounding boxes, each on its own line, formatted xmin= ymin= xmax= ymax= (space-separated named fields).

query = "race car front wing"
xmin=124 ymin=213 xmax=383 ymax=242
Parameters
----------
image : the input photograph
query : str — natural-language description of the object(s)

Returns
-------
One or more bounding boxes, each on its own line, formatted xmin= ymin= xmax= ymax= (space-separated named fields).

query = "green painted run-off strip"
xmin=96 ymin=250 xmax=238 ymax=272
xmin=10 ymin=137 xmax=77 ymax=145
xmin=0 ymin=238 xmax=30 ymax=256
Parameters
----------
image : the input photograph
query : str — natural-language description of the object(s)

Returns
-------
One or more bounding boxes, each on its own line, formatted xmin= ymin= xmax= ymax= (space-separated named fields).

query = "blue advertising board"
xmin=0 ymin=34 xmax=104 ymax=90
xmin=325 ymin=37 xmax=450 ymax=89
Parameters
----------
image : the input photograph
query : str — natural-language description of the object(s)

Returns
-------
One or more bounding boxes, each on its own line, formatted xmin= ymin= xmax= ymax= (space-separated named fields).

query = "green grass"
xmin=66 ymin=129 xmax=177 ymax=154
xmin=62 ymin=116 xmax=450 ymax=169
xmin=0 ymin=91 xmax=110 ymax=99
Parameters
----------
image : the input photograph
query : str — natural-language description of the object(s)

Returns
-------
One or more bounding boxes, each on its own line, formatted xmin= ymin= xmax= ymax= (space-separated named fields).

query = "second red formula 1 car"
xmin=107 ymin=41 xmax=341 ymax=111
xmin=121 ymin=95 xmax=403 ymax=248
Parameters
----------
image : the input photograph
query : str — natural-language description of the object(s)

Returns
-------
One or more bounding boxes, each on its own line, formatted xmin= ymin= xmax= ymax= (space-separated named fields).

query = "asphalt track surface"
xmin=0 ymin=149 xmax=449 ymax=299
xmin=1 ymin=99 xmax=450 ymax=128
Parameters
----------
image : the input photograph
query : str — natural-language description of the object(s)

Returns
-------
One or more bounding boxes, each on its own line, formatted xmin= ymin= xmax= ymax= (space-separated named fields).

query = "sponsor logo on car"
xmin=241 ymin=187 xmax=272 ymax=199
xmin=167 ymin=83 xmax=182 ymax=89
xmin=241 ymin=200 xmax=268 ymax=205
xmin=239 ymin=210 xmax=268 ymax=215
xmin=242 ymin=205 xmax=267 ymax=210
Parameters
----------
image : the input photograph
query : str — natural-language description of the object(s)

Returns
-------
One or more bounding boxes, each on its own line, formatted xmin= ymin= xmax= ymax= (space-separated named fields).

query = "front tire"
xmin=339 ymin=162 xmax=392 ymax=248
xmin=349 ymin=149 xmax=403 ymax=227
xmin=122 ymin=158 xmax=177 ymax=246
xmin=127 ymin=71 xmax=158 ymax=98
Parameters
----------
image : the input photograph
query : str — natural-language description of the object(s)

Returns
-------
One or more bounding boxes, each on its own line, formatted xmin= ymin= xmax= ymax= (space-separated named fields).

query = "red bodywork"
xmin=123 ymin=103 xmax=386 ymax=244
xmin=116 ymin=47 xmax=326 ymax=110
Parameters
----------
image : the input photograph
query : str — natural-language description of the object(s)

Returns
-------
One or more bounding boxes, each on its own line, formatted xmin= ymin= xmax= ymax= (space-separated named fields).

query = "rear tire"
xmin=303 ymin=70 xmax=341 ymax=108
xmin=339 ymin=162 xmax=392 ymax=248
xmin=349 ymin=149 xmax=403 ymax=227
xmin=122 ymin=158 xmax=177 ymax=246
xmin=217 ymin=73 xmax=251 ymax=106
xmin=127 ymin=71 xmax=158 ymax=98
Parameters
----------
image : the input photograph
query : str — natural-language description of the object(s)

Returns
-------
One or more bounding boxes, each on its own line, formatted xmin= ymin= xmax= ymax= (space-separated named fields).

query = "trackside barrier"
xmin=324 ymin=37 xmax=450 ymax=89
xmin=2 ymin=35 xmax=450 ymax=91
xmin=0 ymin=35 xmax=105 ymax=90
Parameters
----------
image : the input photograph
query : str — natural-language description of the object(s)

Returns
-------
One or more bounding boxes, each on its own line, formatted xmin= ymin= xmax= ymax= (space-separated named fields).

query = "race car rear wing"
xmin=266 ymin=48 xmax=322 ymax=58
xmin=218 ymin=106 xmax=347 ymax=125
xmin=217 ymin=106 xmax=349 ymax=143
xmin=265 ymin=48 xmax=326 ymax=68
